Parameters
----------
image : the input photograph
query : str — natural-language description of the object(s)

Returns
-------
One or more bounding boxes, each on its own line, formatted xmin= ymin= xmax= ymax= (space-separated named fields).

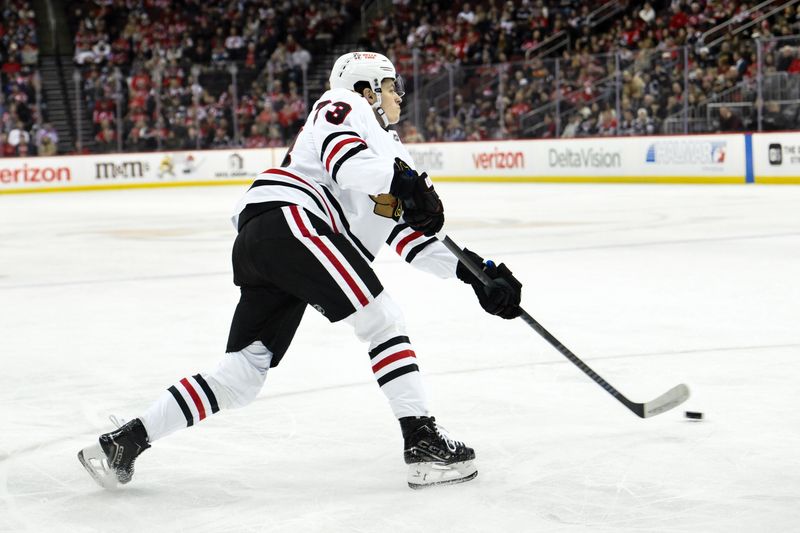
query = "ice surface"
xmin=1 ymin=182 xmax=799 ymax=532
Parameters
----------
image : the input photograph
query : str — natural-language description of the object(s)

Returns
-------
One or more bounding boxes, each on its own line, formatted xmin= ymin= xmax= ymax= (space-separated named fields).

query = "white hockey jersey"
xmin=232 ymin=88 xmax=457 ymax=279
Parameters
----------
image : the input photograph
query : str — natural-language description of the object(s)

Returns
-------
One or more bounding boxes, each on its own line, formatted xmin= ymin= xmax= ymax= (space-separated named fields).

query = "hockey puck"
xmin=684 ymin=411 xmax=704 ymax=420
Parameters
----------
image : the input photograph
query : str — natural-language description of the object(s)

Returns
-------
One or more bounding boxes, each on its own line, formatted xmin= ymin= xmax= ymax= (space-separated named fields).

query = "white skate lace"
xmin=109 ymin=415 xmax=127 ymax=429
xmin=434 ymin=424 xmax=463 ymax=453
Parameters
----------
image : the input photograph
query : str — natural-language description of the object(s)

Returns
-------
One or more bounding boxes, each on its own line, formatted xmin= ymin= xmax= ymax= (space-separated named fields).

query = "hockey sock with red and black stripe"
xmin=139 ymin=343 xmax=271 ymax=441
xmin=369 ymin=335 xmax=429 ymax=418
xmin=140 ymin=373 xmax=220 ymax=442
xmin=168 ymin=374 xmax=220 ymax=427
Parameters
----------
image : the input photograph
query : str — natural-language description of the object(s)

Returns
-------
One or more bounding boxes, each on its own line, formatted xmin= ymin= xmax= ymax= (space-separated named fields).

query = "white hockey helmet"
xmin=329 ymin=51 xmax=404 ymax=126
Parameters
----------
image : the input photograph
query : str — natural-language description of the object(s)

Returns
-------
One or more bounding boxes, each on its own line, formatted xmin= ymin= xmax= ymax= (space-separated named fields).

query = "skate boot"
xmin=400 ymin=416 xmax=477 ymax=489
xmin=78 ymin=418 xmax=150 ymax=489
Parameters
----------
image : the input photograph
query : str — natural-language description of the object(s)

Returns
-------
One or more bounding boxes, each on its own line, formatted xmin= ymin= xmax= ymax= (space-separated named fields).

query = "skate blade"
xmin=77 ymin=443 xmax=119 ymax=490
xmin=407 ymin=460 xmax=478 ymax=490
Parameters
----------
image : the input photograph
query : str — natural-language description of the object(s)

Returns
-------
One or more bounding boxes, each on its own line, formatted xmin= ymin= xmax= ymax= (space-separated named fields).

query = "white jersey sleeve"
xmin=384 ymin=223 xmax=459 ymax=279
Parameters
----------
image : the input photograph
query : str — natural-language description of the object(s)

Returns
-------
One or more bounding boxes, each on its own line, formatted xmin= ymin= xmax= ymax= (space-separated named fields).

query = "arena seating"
xmin=66 ymin=0 xmax=357 ymax=152
xmin=0 ymin=0 xmax=54 ymax=156
xmin=367 ymin=0 xmax=800 ymax=141
xmin=4 ymin=0 xmax=799 ymax=156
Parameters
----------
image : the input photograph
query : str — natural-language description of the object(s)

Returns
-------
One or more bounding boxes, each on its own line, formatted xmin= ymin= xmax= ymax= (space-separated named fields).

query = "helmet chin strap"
xmin=370 ymin=77 xmax=391 ymax=127
xmin=373 ymin=101 xmax=389 ymax=127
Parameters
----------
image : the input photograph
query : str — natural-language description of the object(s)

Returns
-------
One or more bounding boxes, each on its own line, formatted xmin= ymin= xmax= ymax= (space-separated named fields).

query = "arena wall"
xmin=1 ymin=133 xmax=798 ymax=194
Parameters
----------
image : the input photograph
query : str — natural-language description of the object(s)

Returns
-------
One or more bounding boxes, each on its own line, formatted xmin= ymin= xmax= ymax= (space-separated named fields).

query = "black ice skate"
xmin=400 ymin=416 xmax=477 ymax=489
xmin=78 ymin=418 xmax=151 ymax=489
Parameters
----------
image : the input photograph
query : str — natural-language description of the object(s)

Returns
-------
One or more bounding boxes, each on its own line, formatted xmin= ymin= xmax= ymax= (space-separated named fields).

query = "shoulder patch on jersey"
xmin=392 ymin=131 xmax=400 ymax=142
xmin=370 ymin=193 xmax=402 ymax=221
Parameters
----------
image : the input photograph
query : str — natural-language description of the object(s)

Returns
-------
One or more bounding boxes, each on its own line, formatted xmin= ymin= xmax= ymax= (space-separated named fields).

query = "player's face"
xmin=380 ymin=78 xmax=403 ymax=124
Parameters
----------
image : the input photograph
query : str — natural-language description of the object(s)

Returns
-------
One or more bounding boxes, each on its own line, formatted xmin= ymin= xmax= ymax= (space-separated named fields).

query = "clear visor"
xmin=381 ymin=76 xmax=405 ymax=97
xmin=394 ymin=75 xmax=406 ymax=97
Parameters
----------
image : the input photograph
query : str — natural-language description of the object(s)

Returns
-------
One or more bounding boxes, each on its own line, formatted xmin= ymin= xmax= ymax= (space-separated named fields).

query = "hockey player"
xmin=78 ymin=52 xmax=522 ymax=490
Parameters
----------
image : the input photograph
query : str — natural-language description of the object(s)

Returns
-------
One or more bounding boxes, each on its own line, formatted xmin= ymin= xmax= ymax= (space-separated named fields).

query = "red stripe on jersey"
xmin=265 ymin=168 xmax=339 ymax=233
xmin=289 ymin=206 xmax=370 ymax=306
xmin=396 ymin=231 xmax=423 ymax=255
xmin=325 ymin=138 xmax=366 ymax=172
xmin=372 ymin=349 xmax=416 ymax=373
xmin=180 ymin=378 xmax=206 ymax=421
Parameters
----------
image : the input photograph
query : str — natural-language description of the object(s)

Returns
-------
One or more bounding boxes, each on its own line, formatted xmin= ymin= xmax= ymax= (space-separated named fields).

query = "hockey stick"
xmin=440 ymin=235 xmax=689 ymax=418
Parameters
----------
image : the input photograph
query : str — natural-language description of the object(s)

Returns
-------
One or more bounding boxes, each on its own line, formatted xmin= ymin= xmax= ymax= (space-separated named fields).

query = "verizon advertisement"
xmin=0 ymin=148 xmax=277 ymax=193
xmin=752 ymin=132 xmax=800 ymax=183
xmin=0 ymin=161 xmax=72 ymax=186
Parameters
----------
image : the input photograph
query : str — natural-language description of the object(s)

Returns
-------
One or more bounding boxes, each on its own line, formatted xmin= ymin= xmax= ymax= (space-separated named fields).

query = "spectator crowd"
xmin=67 ymin=0 xmax=357 ymax=153
xmin=0 ymin=0 xmax=58 ymax=157
xmin=3 ymin=0 xmax=800 ymax=157
xmin=369 ymin=0 xmax=800 ymax=141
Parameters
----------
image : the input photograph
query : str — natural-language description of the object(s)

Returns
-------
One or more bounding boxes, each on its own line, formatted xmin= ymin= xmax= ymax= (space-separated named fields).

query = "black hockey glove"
xmin=456 ymin=248 xmax=522 ymax=319
xmin=390 ymin=157 xmax=444 ymax=236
